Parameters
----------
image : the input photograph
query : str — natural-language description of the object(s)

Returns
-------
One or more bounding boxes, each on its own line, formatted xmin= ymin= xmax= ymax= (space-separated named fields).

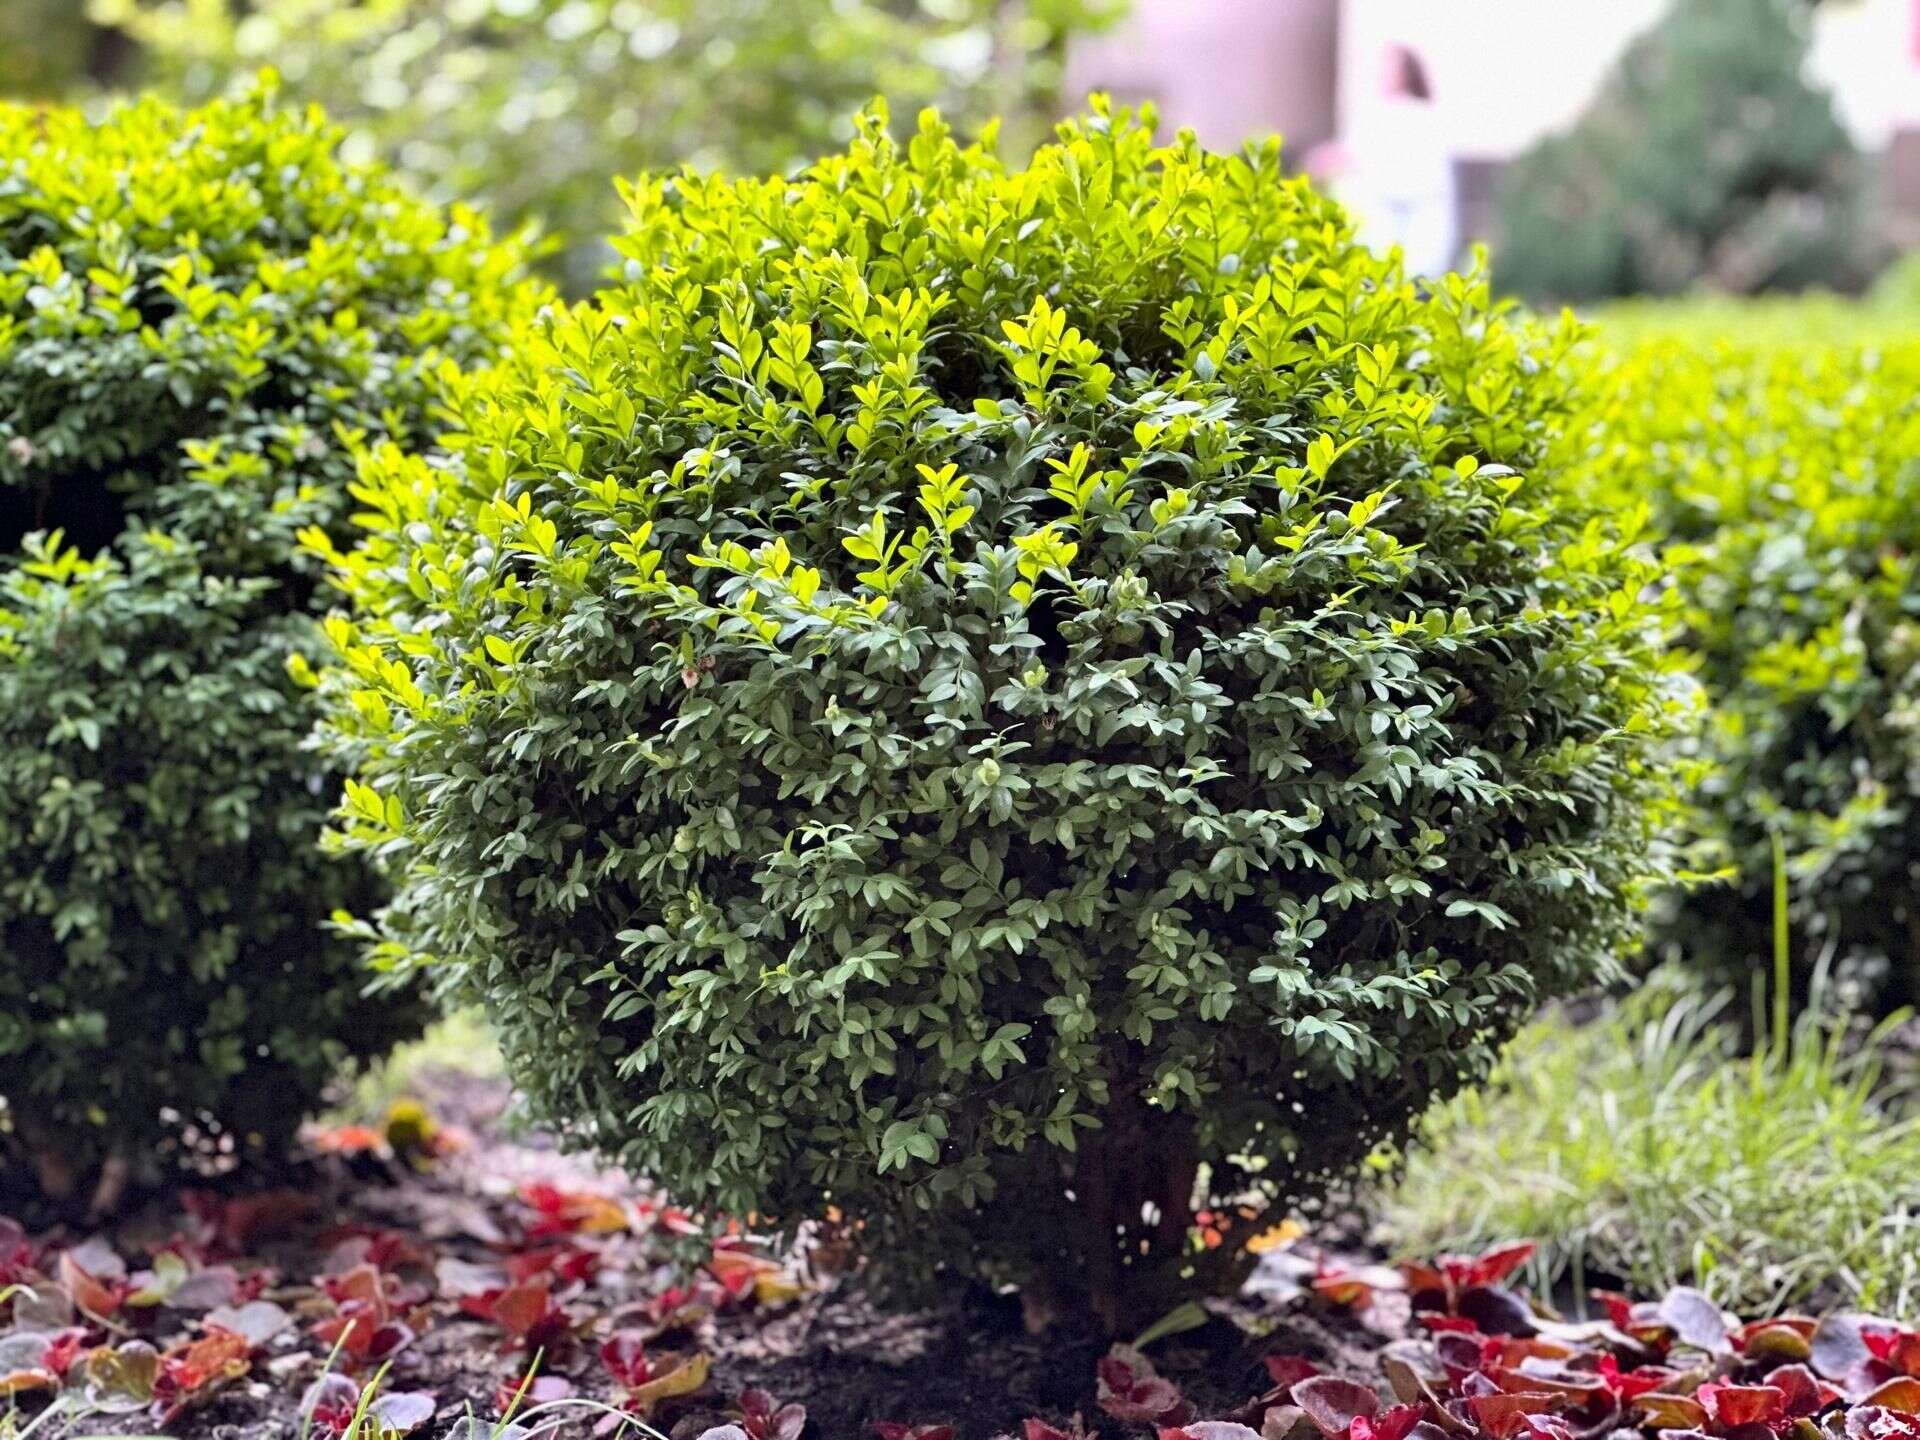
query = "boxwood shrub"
xmin=0 ymin=84 xmax=539 ymax=1203
xmin=1571 ymin=325 xmax=1920 ymax=1014
xmin=315 ymin=100 xmax=1684 ymax=1328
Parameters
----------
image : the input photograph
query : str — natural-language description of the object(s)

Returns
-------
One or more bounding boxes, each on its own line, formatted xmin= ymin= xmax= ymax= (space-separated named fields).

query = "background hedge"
xmin=1567 ymin=321 xmax=1920 ymax=1014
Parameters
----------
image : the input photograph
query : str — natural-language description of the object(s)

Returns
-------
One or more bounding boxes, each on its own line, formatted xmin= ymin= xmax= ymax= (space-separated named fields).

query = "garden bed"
xmin=5 ymin=1065 xmax=1920 ymax=1440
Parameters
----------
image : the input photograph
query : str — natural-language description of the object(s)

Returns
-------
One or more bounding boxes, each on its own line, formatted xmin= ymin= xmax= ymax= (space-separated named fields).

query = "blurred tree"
xmin=1494 ymin=0 xmax=1871 ymax=302
xmin=93 ymin=0 xmax=1123 ymax=289
xmin=0 ymin=0 xmax=130 ymax=96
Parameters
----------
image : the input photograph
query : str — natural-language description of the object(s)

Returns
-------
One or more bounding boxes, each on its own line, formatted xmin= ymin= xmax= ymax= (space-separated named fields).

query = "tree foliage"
xmin=97 ymin=0 xmax=1123 ymax=288
xmin=0 ymin=84 xmax=541 ymax=1199
xmin=313 ymin=99 xmax=1685 ymax=1329
xmin=1495 ymin=0 xmax=1868 ymax=303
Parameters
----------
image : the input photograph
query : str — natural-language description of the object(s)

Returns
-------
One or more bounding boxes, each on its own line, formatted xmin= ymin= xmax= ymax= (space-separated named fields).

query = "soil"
xmin=4 ymin=1066 xmax=1414 ymax=1440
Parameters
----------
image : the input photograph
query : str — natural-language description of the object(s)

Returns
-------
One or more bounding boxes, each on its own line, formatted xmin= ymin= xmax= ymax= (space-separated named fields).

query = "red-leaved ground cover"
xmin=1 ymin=1091 xmax=1916 ymax=1439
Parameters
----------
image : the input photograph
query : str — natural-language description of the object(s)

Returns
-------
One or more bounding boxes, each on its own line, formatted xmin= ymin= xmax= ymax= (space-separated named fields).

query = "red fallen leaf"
xmin=707 ymin=1246 xmax=806 ymax=1308
xmin=1864 ymin=1329 xmax=1920 ymax=1379
xmin=1467 ymin=1392 xmax=1562 ymax=1440
xmin=1268 ymin=1356 xmax=1322 ymax=1388
xmin=1597 ymin=1355 xmax=1679 ymax=1401
xmin=1767 ymin=1365 xmax=1843 ymax=1419
xmin=647 ymin=1282 xmax=708 ymax=1325
xmin=1490 ymin=1364 xmax=1606 ymax=1405
xmin=1421 ymin=1316 xmax=1484 ymax=1337
xmin=151 ymin=1328 xmax=251 ymax=1421
xmin=312 ymin=1265 xmax=418 ymax=1371
xmin=1293 ymin=1377 xmax=1382 ymax=1438
xmin=1859 ymin=1379 xmax=1920 ymax=1415
xmin=40 ymin=1328 xmax=91 ymax=1379
xmin=738 ymin=1386 xmax=808 ymax=1440
xmin=1352 ymin=1404 xmax=1428 ymax=1440
xmin=1696 ymin=1382 xmax=1786 ymax=1429
xmin=873 ymin=1424 xmax=955 ymax=1440
xmin=599 ymin=1329 xmax=711 ymax=1413
xmin=504 ymin=1244 xmax=600 ymax=1286
xmin=463 ymin=1279 xmax=570 ymax=1352
xmin=1455 ymin=1244 xmax=1538 ymax=1294
xmin=60 ymin=1249 xmax=129 ymax=1319
xmin=631 ymin=1197 xmax=705 ymax=1238
xmin=314 ymin=1312 xmax=415 ymax=1368
xmin=602 ymin=1331 xmax=655 ymax=1389
xmin=1403 ymin=1244 xmax=1537 ymax=1314
xmin=1592 ymin=1292 xmax=1636 ymax=1330
xmin=520 ymin=1182 xmax=628 ymax=1238
xmin=1098 ymin=1345 xmax=1190 ymax=1426
xmin=1435 ymin=1331 xmax=1492 ymax=1385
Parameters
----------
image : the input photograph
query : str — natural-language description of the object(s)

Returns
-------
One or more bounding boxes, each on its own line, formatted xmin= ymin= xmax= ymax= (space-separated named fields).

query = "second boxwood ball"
xmin=0 ymin=82 xmax=539 ymax=1203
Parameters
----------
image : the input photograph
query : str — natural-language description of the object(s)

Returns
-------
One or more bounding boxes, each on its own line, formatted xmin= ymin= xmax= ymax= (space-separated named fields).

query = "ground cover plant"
xmin=1 ymin=1080 xmax=1920 ymax=1440
xmin=1563 ymin=314 xmax=1920 ymax=1013
xmin=312 ymin=96 xmax=1687 ymax=1333
xmin=0 ymin=82 xmax=540 ymax=1205
xmin=1380 ymin=971 xmax=1920 ymax=1318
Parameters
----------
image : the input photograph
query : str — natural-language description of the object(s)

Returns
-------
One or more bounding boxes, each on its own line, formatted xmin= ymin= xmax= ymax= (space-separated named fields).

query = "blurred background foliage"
xmin=60 ymin=0 xmax=1123 ymax=288
xmin=1494 ymin=0 xmax=1872 ymax=302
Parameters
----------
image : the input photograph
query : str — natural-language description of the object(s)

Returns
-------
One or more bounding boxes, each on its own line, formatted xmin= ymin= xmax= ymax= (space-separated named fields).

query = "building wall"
xmin=1061 ymin=0 xmax=1340 ymax=159
xmin=1069 ymin=0 xmax=1920 ymax=164
xmin=1335 ymin=0 xmax=1667 ymax=166
xmin=1063 ymin=0 xmax=1920 ymax=247
xmin=1809 ymin=0 xmax=1920 ymax=150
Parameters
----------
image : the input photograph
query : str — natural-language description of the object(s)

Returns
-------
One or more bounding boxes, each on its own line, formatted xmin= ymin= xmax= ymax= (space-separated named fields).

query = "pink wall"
xmin=1062 ymin=0 xmax=1340 ymax=160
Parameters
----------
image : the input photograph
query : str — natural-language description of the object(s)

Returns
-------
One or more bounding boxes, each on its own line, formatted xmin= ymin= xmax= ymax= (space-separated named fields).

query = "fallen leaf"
xmin=82 ymin=1341 xmax=160 ymax=1413
xmin=1293 ymin=1376 xmax=1381 ymax=1438
xmin=370 ymin=1390 xmax=439 ymax=1434
xmin=1860 ymin=1379 xmax=1920 ymax=1416
xmin=1657 ymin=1289 xmax=1730 ymax=1355
xmin=60 ymin=1248 xmax=126 ymax=1319
xmin=626 ymin=1351 xmax=711 ymax=1414
xmin=206 ymin=1299 xmax=292 ymax=1347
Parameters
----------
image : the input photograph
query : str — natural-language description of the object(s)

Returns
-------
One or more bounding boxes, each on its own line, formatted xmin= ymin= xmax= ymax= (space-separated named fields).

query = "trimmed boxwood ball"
xmin=316 ymin=100 xmax=1686 ymax=1329
xmin=0 ymin=83 xmax=540 ymax=1203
